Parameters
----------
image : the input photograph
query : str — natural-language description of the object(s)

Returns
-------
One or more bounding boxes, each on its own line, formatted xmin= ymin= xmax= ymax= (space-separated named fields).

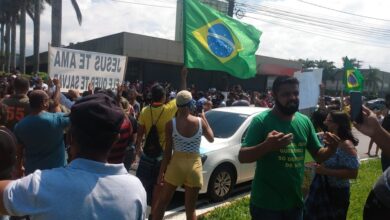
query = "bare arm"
xmin=52 ymin=79 xmax=61 ymax=107
xmin=88 ymin=82 xmax=94 ymax=95
xmin=0 ymin=180 xmax=12 ymax=215
xmin=238 ymin=131 xmax=293 ymax=163
xmin=158 ymin=121 xmax=174 ymax=184
xmin=311 ymin=147 xmax=337 ymax=163
xmin=371 ymin=127 xmax=390 ymax=157
xmin=310 ymin=132 xmax=340 ymax=163
xmin=354 ymin=106 xmax=390 ymax=157
xmin=238 ymin=141 xmax=274 ymax=164
xmin=135 ymin=124 xmax=145 ymax=157
xmin=199 ymin=110 xmax=214 ymax=143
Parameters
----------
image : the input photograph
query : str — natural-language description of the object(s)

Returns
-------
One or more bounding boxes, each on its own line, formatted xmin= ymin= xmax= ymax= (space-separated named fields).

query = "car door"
xmin=237 ymin=127 xmax=257 ymax=182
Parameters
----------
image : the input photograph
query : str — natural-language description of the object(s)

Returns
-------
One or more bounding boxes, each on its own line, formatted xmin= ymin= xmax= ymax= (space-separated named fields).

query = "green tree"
xmin=365 ymin=66 xmax=381 ymax=96
xmin=298 ymin=58 xmax=316 ymax=70
xmin=315 ymin=59 xmax=336 ymax=86
xmin=342 ymin=56 xmax=362 ymax=68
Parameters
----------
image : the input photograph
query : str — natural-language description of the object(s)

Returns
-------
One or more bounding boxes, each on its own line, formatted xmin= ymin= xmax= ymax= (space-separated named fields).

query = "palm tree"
xmin=33 ymin=0 xmax=41 ymax=73
xmin=315 ymin=60 xmax=336 ymax=87
xmin=0 ymin=0 xmax=12 ymax=73
xmin=365 ymin=66 xmax=381 ymax=96
xmin=342 ymin=56 xmax=362 ymax=68
xmin=4 ymin=11 xmax=10 ymax=73
xmin=10 ymin=13 xmax=16 ymax=71
xmin=51 ymin=0 xmax=82 ymax=47
xmin=19 ymin=0 xmax=27 ymax=74
xmin=28 ymin=0 xmax=82 ymax=73
xmin=298 ymin=58 xmax=316 ymax=70
xmin=0 ymin=10 xmax=5 ymax=72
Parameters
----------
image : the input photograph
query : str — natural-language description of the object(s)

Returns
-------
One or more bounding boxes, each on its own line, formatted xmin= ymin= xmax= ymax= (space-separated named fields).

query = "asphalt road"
xmin=353 ymin=127 xmax=381 ymax=159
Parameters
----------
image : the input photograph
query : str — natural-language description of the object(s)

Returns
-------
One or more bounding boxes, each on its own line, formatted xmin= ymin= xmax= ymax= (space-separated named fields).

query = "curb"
xmin=165 ymin=192 xmax=250 ymax=220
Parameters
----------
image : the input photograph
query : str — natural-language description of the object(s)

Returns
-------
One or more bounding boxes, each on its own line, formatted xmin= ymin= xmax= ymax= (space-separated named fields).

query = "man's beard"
xmin=275 ymin=99 xmax=299 ymax=116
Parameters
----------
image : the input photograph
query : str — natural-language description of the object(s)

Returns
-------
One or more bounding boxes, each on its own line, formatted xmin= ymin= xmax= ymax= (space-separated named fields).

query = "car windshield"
xmin=205 ymin=111 xmax=248 ymax=138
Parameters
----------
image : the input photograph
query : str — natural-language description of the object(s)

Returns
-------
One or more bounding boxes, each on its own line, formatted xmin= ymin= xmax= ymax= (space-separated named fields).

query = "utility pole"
xmin=175 ymin=0 xmax=183 ymax=42
xmin=228 ymin=0 xmax=235 ymax=17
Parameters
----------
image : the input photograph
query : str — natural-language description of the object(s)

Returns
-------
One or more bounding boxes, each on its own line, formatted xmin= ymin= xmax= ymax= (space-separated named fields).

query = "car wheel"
xmin=207 ymin=165 xmax=236 ymax=202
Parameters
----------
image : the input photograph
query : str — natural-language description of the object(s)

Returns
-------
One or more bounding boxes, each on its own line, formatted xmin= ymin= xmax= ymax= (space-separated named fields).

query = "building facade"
xmin=26 ymin=32 xmax=302 ymax=92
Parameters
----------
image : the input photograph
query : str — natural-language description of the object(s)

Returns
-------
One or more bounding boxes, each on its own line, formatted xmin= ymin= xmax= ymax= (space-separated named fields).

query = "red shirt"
xmin=107 ymin=117 xmax=133 ymax=164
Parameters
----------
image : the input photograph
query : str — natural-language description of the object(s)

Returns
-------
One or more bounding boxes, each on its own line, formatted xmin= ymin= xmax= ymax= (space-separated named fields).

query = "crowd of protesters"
xmin=0 ymin=69 xmax=389 ymax=220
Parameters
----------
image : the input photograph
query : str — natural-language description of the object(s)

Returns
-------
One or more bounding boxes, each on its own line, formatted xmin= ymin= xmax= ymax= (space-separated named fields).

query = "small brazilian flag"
xmin=183 ymin=0 xmax=262 ymax=79
xmin=343 ymin=57 xmax=364 ymax=92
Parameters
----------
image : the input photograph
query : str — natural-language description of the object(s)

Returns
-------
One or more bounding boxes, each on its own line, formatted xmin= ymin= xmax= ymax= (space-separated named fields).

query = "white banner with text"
xmin=48 ymin=46 xmax=127 ymax=92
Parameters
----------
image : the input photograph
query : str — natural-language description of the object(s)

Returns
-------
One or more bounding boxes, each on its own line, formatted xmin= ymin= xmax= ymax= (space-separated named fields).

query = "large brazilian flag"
xmin=183 ymin=0 xmax=262 ymax=79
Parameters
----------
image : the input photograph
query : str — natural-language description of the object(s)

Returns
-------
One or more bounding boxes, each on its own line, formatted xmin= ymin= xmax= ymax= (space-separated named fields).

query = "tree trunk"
xmin=33 ymin=0 xmax=40 ymax=73
xmin=51 ymin=0 xmax=62 ymax=47
xmin=0 ymin=23 xmax=4 ymax=72
xmin=5 ymin=21 xmax=11 ymax=73
xmin=11 ymin=15 xmax=16 ymax=72
xmin=20 ymin=0 xmax=27 ymax=74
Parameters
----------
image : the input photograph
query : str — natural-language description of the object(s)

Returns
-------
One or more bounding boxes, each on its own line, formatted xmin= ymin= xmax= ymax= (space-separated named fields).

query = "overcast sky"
xmin=21 ymin=0 xmax=390 ymax=72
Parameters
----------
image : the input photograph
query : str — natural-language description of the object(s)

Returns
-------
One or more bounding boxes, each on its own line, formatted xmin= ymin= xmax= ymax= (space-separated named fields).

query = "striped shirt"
xmin=108 ymin=118 xmax=132 ymax=164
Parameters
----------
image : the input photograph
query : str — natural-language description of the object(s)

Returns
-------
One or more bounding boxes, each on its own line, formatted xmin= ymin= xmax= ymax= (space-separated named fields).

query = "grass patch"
xmin=199 ymin=159 xmax=382 ymax=220
xmin=347 ymin=159 xmax=382 ymax=220
xmin=198 ymin=197 xmax=251 ymax=220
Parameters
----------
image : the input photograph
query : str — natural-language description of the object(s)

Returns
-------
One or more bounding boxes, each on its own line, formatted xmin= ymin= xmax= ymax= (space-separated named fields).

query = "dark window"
xmin=205 ymin=111 xmax=248 ymax=138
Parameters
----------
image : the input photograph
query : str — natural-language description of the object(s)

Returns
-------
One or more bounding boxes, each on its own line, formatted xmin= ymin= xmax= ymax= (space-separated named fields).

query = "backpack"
xmin=143 ymin=106 xmax=164 ymax=158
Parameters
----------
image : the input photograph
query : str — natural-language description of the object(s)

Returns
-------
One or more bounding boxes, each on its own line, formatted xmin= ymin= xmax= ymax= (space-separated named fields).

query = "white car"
xmin=181 ymin=107 xmax=268 ymax=201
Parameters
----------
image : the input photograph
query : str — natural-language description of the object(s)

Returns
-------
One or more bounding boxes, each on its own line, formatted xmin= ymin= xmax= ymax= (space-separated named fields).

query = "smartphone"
xmin=350 ymin=91 xmax=363 ymax=123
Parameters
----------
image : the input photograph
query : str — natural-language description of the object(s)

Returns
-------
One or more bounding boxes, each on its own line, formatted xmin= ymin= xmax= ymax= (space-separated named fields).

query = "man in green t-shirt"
xmin=239 ymin=76 xmax=340 ymax=220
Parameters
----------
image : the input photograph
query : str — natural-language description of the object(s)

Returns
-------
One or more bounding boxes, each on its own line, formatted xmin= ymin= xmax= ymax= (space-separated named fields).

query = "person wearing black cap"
xmin=0 ymin=93 xmax=147 ymax=220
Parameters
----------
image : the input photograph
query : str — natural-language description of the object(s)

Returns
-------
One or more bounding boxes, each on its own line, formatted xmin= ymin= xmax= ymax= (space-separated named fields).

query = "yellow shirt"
xmin=138 ymin=99 xmax=177 ymax=149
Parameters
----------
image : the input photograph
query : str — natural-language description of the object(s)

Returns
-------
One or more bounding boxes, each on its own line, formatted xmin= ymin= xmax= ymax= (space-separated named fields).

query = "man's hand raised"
xmin=353 ymin=105 xmax=381 ymax=138
xmin=264 ymin=130 xmax=293 ymax=152
xmin=322 ymin=132 xmax=340 ymax=150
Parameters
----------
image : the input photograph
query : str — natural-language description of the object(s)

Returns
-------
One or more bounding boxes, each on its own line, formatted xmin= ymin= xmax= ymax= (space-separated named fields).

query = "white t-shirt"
xmin=3 ymin=158 xmax=147 ymax=220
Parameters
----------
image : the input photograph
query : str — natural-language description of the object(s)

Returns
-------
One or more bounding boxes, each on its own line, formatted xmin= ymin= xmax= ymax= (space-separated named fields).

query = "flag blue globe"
xmin=207 ymin=24 xmax=235 ymax=58
xmin=348 ymin=72 xmax=358 ymax=86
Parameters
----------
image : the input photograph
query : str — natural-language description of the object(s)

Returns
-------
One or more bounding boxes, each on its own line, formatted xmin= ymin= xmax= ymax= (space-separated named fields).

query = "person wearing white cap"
xmin=153 ymin=90 xmax=214 ymax=220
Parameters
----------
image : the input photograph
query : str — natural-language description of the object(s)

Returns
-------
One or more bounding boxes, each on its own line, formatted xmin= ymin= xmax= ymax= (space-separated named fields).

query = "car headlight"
xmin=201 ymin=154 xmax=207 ymax=164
